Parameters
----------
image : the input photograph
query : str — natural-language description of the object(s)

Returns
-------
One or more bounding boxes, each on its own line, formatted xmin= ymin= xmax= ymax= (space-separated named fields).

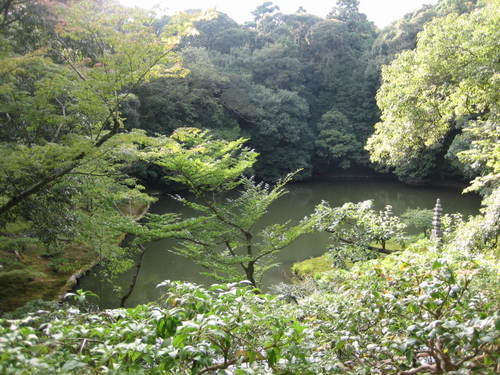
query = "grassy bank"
xmin=292 ymin=240 xmax=404 ymax=279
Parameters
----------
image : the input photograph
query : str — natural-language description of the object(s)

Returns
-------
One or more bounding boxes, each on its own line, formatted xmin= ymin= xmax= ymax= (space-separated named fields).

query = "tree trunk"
xmin=245 ymin=261 xmax=257 ymax=288
xmin=120 ymin=245 xmax=146 ymax=307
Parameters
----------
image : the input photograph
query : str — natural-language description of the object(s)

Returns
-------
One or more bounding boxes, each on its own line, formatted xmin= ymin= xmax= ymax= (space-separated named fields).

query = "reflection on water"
xmin=78 ymin=179 xmax=481 ymax=308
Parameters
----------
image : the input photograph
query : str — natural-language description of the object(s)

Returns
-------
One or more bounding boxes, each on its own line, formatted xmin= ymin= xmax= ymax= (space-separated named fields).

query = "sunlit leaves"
xmin=367 ymin=4 xmax=499 ymax=178
xmin=312 ymin=200 xmax=406 ymax=267
xmin=0 ymin=1 xmax=206 ymax=276
xmin=0 ymin=281 xmax=315 ymax=374
xmin=140 ymin=127 xmax=258 ymax=194
xmin=136 ymin=138 xmax=312 ymax=285
xmin=2 ymin=241 xmax=498 ymax=374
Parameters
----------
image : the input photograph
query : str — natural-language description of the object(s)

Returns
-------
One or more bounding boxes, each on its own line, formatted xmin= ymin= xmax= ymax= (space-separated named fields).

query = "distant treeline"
xmin=123 ymin=0 xmax=483 ymax=184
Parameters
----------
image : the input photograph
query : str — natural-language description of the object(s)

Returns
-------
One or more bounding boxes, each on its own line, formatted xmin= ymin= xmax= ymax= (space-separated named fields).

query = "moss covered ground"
xmin=0 ymin=244 xmax=94 ymax=312
xmin=0 ymin=201 xmax=149 ymax=312
xmin=292 ymin=240 xmax=404 ymax=279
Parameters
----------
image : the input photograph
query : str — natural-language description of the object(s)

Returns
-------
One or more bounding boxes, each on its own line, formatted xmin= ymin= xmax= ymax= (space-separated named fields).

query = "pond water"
xmin=78 ymin=178 xmax=481 ymax=308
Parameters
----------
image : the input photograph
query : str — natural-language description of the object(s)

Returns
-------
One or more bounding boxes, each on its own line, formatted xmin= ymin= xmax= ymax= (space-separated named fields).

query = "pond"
xmin=78 ymin=178 xmax=481 ymax=308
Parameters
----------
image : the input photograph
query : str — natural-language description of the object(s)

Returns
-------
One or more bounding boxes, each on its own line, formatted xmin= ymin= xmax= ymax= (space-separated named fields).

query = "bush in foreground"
xmin=1 ymin=244 xmax=498 ymax=375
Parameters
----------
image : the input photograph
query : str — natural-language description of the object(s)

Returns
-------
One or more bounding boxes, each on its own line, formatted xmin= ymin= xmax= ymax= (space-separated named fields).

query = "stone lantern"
xmin=431 ymin=198 xmax=443 ymax=246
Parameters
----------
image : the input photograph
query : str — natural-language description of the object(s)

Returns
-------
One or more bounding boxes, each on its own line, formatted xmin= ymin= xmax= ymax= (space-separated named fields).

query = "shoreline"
xmin=59 ymin=201 xmax=151 ymax=300
xmin=0 ymin=201 xmax=150 ymax=313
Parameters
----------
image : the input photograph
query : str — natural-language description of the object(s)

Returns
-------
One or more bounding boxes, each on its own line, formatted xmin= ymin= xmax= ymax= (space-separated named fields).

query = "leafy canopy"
xmin=135 ymin=129 xmax=314 ymax=286
xmin=0 ymin=0 xmax=210 ymax=276
xmin=366 ymin=3 xmax=499 ymax=186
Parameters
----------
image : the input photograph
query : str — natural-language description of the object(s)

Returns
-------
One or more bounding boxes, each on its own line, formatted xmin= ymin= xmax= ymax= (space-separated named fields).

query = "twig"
xmin=78 ymin=338 xmax=87 ymax=354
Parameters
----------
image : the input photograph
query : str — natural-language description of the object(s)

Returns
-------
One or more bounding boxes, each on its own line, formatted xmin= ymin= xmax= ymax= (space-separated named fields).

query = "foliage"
xmin=402 ymin=208 xmax=434 ymax=237
xmin=314 ymin=110 xmax=364 ymax=169
xmin=115 ymin=0 xmax=488 ymax=185
xmin=0 ymin=281 xmax=316 ymax=375
xmin=311 ymin=200 xmax=406 ymax=267
xmin=0 ymin=2 xmax=498 ymax=374
xmin=131 ymin=47 xmax=239 ymax=138
xmin=120 ymin=0 xmax=486 ymax=184
xmin=367 ymin=0 xmax=484 ymax=91
xmin=0 ymin=1 xmax=210 ymax=279
xmin=135 ymin=130 xmax=314 ymax=286
xmin=291 ymin=254 xmax=334 ymax=279
xmin=448 ymin=189 xmax=499 ymax=253
xmin=127 ymin=0 xmax=382 ymax=182
xmin=242 ymin=84 xmax=314 ymax=180
xmin=140 ymin=128 xmax=257 ymax=194
xmin=445 ymin=133 xmax=477 ymax=179
xmin=366 ymin=1 xmax=498 ymax=256
xmin=1 ymin=241 xmax=498 ymax=374
xmin=459 ymin=120 xmax=500 ymax=194
xmin=299 ymin=247 xmax=499 ymax=374
xmin=366 ymin=3 xmax=499 ymax=184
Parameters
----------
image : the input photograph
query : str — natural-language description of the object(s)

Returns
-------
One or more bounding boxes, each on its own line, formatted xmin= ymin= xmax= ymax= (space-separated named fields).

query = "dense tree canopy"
xmin=0 ymin=1 xmax=498 ymax=374
xmin=0 ymin=0 xmax=210 ymax=275
xmin=121 ymin=0 xmax=487 ymax=184
xmin=1 ymin=0 xmax=494 ymax=282
xmin=366 ymin=2 xmax=498 ymax=186
xmin=127 ymin=0 xmax=381 ymax=181
xmin=131 ymin=129 xmax=314 ymax=286
xmin=367 ymin=0 xmax=499 ymax=259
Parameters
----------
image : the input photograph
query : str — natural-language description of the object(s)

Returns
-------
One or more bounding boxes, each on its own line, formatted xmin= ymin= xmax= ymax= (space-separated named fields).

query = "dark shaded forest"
xmin=123 ymin=0 xmax=481 ymax=184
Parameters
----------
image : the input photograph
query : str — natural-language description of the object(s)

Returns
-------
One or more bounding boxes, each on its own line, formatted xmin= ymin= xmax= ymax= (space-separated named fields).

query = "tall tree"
xmin=327 ymin=0 xmax=361 ymax=22
xmin=136 ymin=129 xmax=314 ymax=286
xmin=366 ymin=2 xmax=499 ymax=248
xmin=252 ymin=1 xmax=280 ymax=23
xmin=366 ymin=3 xmax=498 ymax=185
xmin=0 ymin=1 xmax=206 ymax=264
xmin=314 ymin=110 xmax=364 ymax=169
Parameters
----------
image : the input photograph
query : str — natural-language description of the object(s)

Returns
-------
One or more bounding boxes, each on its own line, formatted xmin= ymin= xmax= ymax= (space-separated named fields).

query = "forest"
xmin=0 ymin=0 xmax=498 ymax=374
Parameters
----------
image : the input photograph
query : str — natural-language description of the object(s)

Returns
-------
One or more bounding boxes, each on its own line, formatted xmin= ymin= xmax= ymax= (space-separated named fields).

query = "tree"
xmin=327 ymin=0 xmax=359 ymax=20
xmin=124 ymin=3 xmax=379 ymax=182
xmin=133 ymin=47 xmax=238 ymax=138
xmin=312 ymin=200 xmax=406 ymax=267
xmin=243 ymin=85 xmax=314 ymax=180
xmin=458 ymin=120 xmax=499 ymax=194
xmin=248 ymin=44 xmax=305 ymax=92
xmin=314 ymin=110 xmax=363 ymax=169
xmin=327 ymin=0 xmax=375 ymax=35
xmin=366 ymin=2 xmax=499 ymax=250
xmin=367 ymin=0 xmax=483 ymax=85
xmin=136 ymin=129 xmax=314 ymax=287
xmin=304 ymin=12 xmax=377 ymax=152
xmin=366 ymin=3 xmax=438 ymax=87
xmin=251 ymin=2 xmax=280 ymax=23
xmin=401 ymin=208 xmax=434 ymax=237
xmin=366 ymin=4 xmax=498 ymax=184
xmin=180 ymin=12 xmax=253 ymax=54
xmin=0 ymin=1 xmax=207 ymax=268
xmin=365 ymin=0 xmax=489 ymax=183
